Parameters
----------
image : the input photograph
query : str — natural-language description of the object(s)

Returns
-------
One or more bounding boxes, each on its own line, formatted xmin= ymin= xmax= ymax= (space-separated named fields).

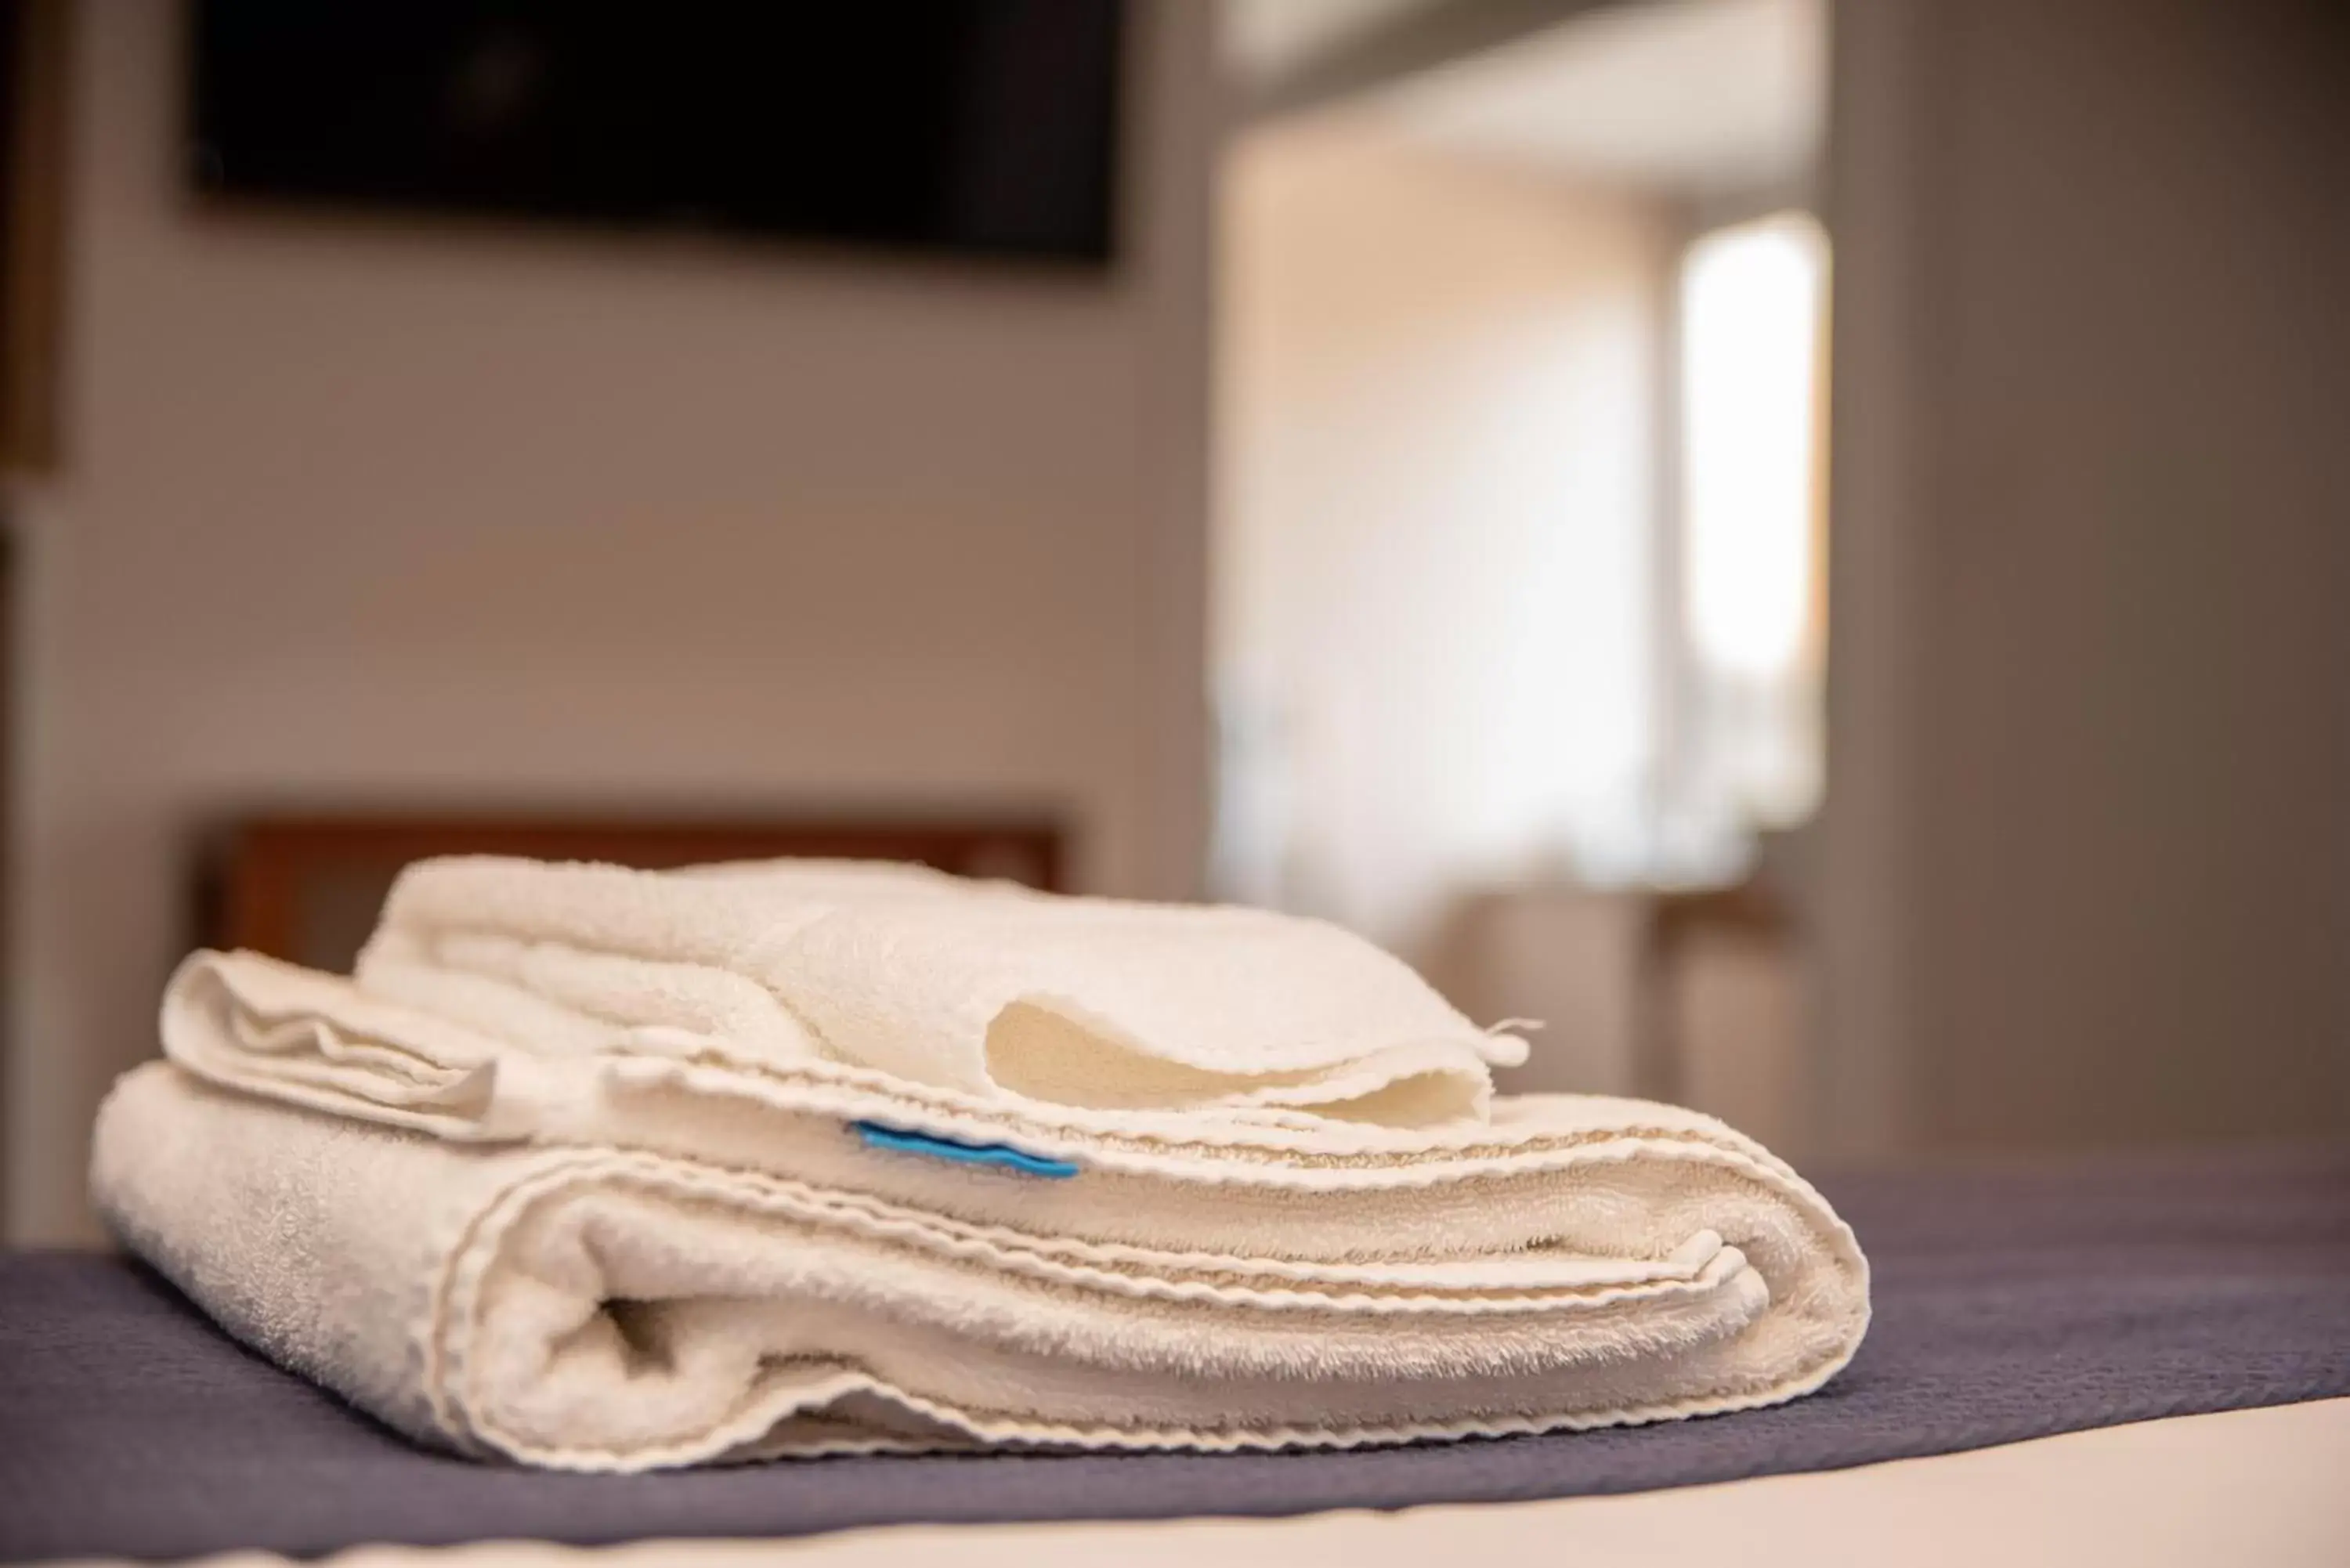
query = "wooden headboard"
xmin=198 ymin=813 xmax=1066 ymax=974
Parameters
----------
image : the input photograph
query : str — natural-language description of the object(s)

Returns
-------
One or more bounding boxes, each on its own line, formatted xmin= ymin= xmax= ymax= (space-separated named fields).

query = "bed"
xmin=5 ymin=1148 xmax=2346 ymax=1565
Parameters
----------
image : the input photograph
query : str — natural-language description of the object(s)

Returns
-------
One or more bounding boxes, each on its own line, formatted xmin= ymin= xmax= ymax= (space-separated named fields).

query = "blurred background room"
xmin=2 ymin=0 xmax=2345 ymax=1245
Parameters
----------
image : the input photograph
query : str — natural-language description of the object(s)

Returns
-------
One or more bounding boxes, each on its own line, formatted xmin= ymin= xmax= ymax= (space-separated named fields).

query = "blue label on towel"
xmin=850 ymin=1121 xmax=1080 ymax=1179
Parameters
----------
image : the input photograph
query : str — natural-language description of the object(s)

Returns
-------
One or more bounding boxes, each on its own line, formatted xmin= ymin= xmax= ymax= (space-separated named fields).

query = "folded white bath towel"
xmin=92 ymin=857 xmax=1869 ymax=1472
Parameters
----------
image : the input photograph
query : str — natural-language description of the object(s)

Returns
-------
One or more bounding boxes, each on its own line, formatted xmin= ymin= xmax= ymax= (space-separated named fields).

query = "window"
xmin=1676 ymin=210 xmax=1829 ymax=832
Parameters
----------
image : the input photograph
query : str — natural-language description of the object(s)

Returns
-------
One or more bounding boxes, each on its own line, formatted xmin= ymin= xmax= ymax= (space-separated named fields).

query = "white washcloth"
xmin=344 ymin=856 xmax=1527 ymax=1125
xmin=92 ymin=858 xmax=1869 ymax=1472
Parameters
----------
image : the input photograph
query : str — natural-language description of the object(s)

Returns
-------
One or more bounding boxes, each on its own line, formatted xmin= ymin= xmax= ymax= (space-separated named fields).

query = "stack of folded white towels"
xmin=93 ymin=856 xmax=1869 ymax=1471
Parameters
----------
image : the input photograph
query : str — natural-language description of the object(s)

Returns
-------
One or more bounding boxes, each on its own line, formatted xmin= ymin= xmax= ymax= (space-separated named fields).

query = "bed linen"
xmin=55 ymin=1398 xmax=2350 ymax=1568
xmin=5 ymin=1147 xmax=2345 ymax=1563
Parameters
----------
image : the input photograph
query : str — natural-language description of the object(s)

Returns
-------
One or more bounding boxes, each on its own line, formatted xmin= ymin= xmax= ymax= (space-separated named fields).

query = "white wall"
xmin=5 ymin=0 xmax=1213 ymax=1243
xmin=1216 ymin=117 xmax=1672 ymax=951
xmin=1818 ymin=0 xmax=2350 ymax=1153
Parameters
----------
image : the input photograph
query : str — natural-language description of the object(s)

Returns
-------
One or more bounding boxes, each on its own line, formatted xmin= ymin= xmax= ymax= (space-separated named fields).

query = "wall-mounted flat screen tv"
xmin=188 ymin=0 xmax=1124 ymax=265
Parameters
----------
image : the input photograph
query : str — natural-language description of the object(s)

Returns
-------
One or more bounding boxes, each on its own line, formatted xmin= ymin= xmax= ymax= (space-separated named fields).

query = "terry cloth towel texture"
xmin=91 ymin=856 xmax=1869 ymax=1472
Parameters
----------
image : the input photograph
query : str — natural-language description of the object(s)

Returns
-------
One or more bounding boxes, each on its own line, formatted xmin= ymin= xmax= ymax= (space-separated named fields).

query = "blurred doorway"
xmin=1213 ymin=0 xmax=1829 ymax=1139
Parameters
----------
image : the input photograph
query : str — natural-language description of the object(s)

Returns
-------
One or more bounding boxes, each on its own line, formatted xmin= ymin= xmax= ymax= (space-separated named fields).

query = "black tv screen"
xmin=188 ymin=0 xmax=1124 ymax=265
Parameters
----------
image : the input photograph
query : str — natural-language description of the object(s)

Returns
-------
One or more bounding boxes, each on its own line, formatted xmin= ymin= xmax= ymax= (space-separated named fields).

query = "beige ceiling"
xmin=1220 ymin=0 xmax=1461 ymax=86
xmin=1228 ymin=0 xmax=1825 ymax=197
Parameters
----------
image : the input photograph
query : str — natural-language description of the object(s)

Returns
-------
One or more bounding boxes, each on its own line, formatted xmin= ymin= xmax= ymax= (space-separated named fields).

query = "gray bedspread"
xmin=5 ymin=1150 xmax=2348 ymax=1563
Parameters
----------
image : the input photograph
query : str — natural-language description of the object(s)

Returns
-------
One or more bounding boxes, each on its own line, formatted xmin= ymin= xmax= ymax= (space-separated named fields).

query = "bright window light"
xmin=1680 ymin=211 xmax=1825 ymax=685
